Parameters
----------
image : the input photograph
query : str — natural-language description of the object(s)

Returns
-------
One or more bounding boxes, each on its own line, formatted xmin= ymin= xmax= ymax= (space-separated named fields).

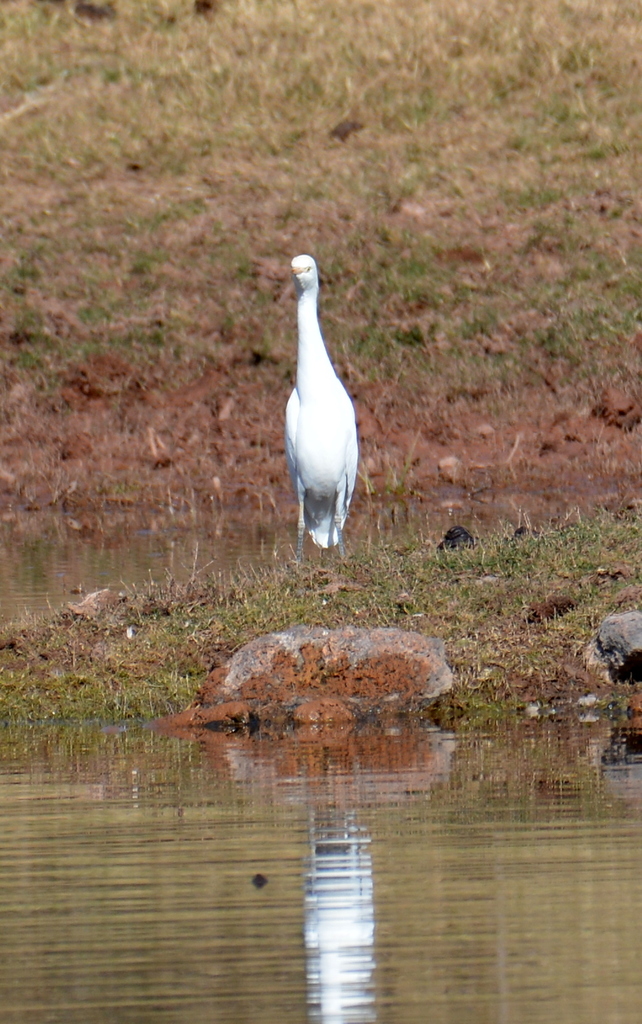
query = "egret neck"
xmin=295 ymin=286 xmax=338 ymax=403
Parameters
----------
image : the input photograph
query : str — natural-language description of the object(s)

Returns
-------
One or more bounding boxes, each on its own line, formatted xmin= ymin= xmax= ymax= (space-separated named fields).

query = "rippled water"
xmin=1 ymin=720 xmax=642 ymax=1023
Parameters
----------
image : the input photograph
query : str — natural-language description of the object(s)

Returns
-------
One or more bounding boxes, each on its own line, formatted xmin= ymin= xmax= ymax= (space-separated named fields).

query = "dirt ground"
xmin=1 ymin=320 xmax=641 ymax=541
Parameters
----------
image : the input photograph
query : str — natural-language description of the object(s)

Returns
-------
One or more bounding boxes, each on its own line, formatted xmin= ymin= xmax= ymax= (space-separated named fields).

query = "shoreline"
xmin=0 ymin=510 xmax=640 ymax=725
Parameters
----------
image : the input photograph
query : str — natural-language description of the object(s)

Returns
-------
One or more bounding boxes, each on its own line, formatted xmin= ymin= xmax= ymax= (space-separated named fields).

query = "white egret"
xmin=285 ymin=255 xmax=359 ymax=561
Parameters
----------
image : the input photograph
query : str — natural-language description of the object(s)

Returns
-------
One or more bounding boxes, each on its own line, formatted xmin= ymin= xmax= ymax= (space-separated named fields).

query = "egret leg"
xmin=336 ymin=526 xmax=346 ymax=558
xmin=334 ymin=505 xmax=346 ymax=558
xmin=296 ymin=499 xmax=305 ymax=562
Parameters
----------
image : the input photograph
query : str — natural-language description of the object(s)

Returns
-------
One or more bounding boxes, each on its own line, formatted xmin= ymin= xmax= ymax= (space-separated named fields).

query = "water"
xmin=1 ymin=719 xmax=642 ymax=1022
xmin=0 ymin=514 xmax=290 ymax=620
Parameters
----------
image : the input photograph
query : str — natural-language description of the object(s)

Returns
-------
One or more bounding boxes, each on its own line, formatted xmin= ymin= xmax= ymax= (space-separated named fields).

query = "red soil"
xmin=1 ymin=345 xmax=641 ymax=541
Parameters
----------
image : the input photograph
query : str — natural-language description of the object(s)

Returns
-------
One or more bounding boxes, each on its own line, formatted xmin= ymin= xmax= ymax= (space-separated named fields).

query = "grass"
xmin=1 ymin=509 xmax=641 ymax=722
xmin=1 ymin=0 xmax=642 ymax=411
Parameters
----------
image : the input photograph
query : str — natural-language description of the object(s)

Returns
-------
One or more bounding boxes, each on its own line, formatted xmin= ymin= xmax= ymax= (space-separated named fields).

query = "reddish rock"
xmin=153 ymin=700 xmax=253 ymax=736
xmin=526 ymin=595 xmax=576 ymax=623
xmin=293 ymin=698 xmax=355 ymax=725
xmin=204 ymin=625 xmax=452 ymax=705
xmin=155 ymin=627 xmax=452 ymax=738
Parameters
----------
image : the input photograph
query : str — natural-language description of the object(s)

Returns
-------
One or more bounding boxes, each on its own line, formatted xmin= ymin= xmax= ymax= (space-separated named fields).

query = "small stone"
xmin=475 ymin=423 xmax=495 ymax=438
xmin=438 ymin=455 xmax=463 ymax=483
xmin=397 ymin=201 xmax=428 ymax=220
xmin=577 ymin=693 xmax=598 ymax=707
xmin=68 ymin=589 xmax=119 ymax=618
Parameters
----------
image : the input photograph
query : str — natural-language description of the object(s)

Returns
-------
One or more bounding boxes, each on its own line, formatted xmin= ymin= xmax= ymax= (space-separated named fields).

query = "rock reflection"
xmin=305 ymin=813 xmax=376 ymax=1023
xmin=166 ymin=722 xmax=457 ymax=808
xmin=602 ymin=725 xmax=642 ymax=808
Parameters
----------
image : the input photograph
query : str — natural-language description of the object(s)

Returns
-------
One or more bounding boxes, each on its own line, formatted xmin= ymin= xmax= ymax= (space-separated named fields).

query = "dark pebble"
xmin=74 ymin=2 xmax=116 ymax=20
xmin=437 ymin=525 xmax=476 ymax=550
xmin=329 ymin=120 xmax=364 ymax=141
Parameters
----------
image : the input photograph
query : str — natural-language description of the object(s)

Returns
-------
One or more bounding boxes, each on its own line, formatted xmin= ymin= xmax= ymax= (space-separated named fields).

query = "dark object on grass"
xmin=194 ymin=0 xmax=218 ymax=12
xmin=526 ymin=595 xmax=576 ymax=623
xmin=514 ymin=525 xmax=540 ymax=539
xmin=74 ymin=2 xmax=116 ymax=20
xmin=252 ymin=873 xmax=268 ymax=889
xmin=437 ymin=525 xmax=476 ymax=550
xmin=329 ymin=120 xmax=364 ymax=141
xmin=593 ymin=386 xmax=642 ymax=431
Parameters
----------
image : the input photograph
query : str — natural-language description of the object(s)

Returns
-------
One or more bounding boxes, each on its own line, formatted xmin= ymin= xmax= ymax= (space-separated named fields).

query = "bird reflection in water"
xmin=304 ymin=812 xmax=376 ymax=1023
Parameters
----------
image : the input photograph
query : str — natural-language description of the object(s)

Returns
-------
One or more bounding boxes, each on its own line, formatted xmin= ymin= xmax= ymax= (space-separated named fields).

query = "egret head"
xmin=291 ymin=254 xmax=318 ymax=296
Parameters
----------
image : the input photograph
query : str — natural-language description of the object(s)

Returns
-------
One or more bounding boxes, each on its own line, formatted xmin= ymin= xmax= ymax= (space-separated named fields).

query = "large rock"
xmin=201 ymin=625 xmax=453 ymax=706
xmin=153 ymin=626 xmax=453 ymax=737
xmin=586 ymin=611 xmax=642 ymax=682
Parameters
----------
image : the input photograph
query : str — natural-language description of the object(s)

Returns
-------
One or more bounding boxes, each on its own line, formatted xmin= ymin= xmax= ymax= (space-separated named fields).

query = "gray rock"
xmin=586 ymin=610 xmax=642 ymax=682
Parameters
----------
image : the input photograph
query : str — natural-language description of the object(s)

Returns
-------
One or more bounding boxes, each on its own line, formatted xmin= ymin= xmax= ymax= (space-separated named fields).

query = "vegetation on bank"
xmin=0 ymin=510 xmax=641 ymax=722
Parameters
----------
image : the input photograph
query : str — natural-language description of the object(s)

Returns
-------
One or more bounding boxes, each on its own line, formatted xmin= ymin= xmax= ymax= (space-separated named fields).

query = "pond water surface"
xmin=2 ymin=719 xmax=642 ymax=1023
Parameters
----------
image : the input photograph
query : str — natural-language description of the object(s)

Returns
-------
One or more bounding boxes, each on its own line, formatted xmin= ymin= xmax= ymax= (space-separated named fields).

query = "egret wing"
xmin=345 ymin=416 xmax=359 ymax=509
xmin=285 ymin=387 xmax=301 ymax=494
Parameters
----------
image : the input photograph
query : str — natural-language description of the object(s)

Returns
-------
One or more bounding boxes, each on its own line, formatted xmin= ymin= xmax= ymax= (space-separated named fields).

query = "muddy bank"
xmin=2 ymin=343 xmax=642 ymax=542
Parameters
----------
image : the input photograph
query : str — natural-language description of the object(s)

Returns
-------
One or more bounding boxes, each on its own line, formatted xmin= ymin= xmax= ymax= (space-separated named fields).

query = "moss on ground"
xmin=0 ymin=510 xmax=641 ymax=722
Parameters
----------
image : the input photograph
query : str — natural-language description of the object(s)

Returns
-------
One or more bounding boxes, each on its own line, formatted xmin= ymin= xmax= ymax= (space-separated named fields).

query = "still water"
xmin=1 ymin=719 xmax=642 ymax=1023
xmin=0 ymin=516 xmax=290 ymax=621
